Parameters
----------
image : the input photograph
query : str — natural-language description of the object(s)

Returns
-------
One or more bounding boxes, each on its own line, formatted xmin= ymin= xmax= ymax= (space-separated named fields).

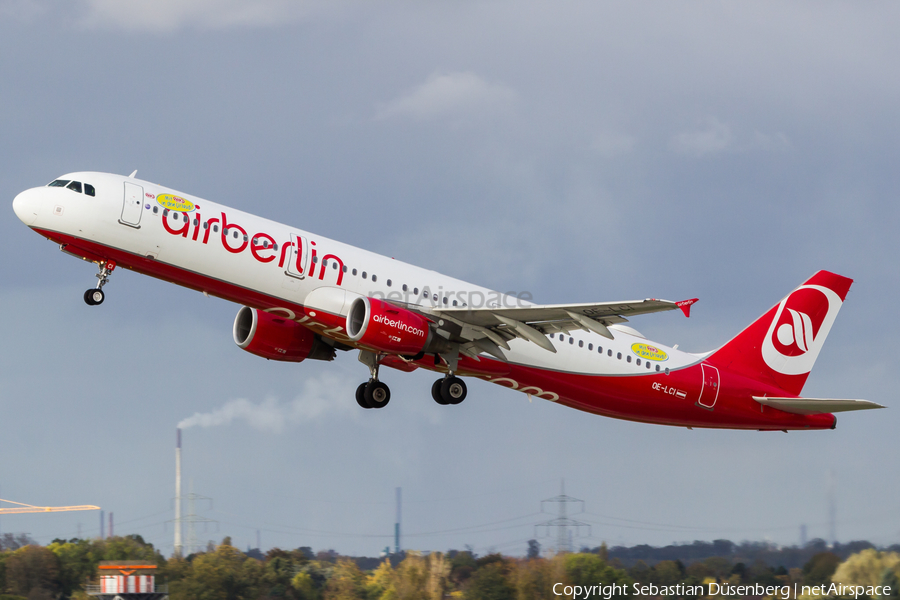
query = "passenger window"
xmin=549 ymin=333 xmax=554 ymax=339
xmin=233 ymin=231 xmax=238 ymax=239
xmin=414 ymin=288 xmax=419 ymax=295
xmin=273 ymin=243 xmax=278 ymax=251
xmin=597 ymin=346 xmax=602 ymax=353
xmin=342 ymin=265 xmax=347 ymax=273
xmin=617 ymin=352 xmax=622 ymax=360
xmin=569 ymin=338 xmax=574 ymax=345
xmin=636 ymin=358 xmax=641 ymax=366
xmin=213 ymin=225 xmax=219 ymax=232
xmin=84 ymin=184 xmax=95 ymax=196
xmin=312 ymin=255 xmax=317 ymax=263
xmin=153 ymin=206 xmax=159 ymax=214
xmin=333 ymin=262 xmax=338 ymax=270
xmin=664 ymin=368 xmax=670 ymax=374
xmin=647 ymin=362 xmax=651 ymax=369
xmin=402 ymin=284 xmax=408 ymax=292
xmin=442 ymin=297 xmax=448 ymax=304
xmin=627 ymin=356 xmax=632 ymax=363
xmin=252 ymin=237 xmax=258 ymax=244
xmin=433 ymin=294 xmax=437 ymax=302
xmin=194 ymin=219 xmax=199 ymax=227
xmin=452 ymin=300 xmax=458 ymax=306
xmin=48 ymin=180 xmax=70 ymax=187
xmin=163 ymin=209 xmax=169 ymax=216
xmin=656 ymin=365 xmax=660 ymax=372
xmin=608 ymin=349 xmax=612 ymax=357
xmin=322 ymin=260 xmax=327 ymax=267
xmin=352 ymin=269 xmax=358 ymax=276
xmin=387 ymin=279 xmax=392 ymax=287
xmin=372 ymin=275 xmax=377 ymax=282
xmin=578 ymin=340 xmax=584 ymax=348
xmin=362 ymin=272 xmax=367 ymax=279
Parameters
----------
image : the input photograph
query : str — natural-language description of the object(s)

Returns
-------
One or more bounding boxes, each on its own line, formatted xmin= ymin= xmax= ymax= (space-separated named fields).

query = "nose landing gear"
xmin=84 ymin=260 xmax=116 ymax=306
xmin=432 ymin=375 xmax=467 ymax=405
xmin=356 ymin=350 xmax=391 ymax=409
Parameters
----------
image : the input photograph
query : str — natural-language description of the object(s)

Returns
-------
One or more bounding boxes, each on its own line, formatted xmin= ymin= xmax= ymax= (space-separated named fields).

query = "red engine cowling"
xmin=233 ymin=307 xmax=322 ymax=362
xmin=346 ymin=297 xmax=431 ymax=355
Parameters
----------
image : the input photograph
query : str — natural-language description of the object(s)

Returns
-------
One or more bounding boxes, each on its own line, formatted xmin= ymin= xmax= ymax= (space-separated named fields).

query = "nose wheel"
xmin=432 ymin=376 xmax=467 ymax=405
xmin=356 ymin=350 xmax=391 ymax=409
xmin=356 ymin=380 xmax=391 ymax=409
xmin=84 ymin=260 xmax=116 ymax=306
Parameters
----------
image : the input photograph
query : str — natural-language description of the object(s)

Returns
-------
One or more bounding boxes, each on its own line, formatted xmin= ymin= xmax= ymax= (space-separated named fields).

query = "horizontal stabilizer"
xmin=753 ymin=396 xmax=885 ymax=415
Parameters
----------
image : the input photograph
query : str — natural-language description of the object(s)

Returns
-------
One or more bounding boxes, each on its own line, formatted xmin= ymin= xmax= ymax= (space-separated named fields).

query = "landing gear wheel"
xmin=441 ymin=376 xmax=467 ymax=405
xmin=432 ymin=379 xmax=448 ymax=405
xmin=84 ymin=289 xmax=105 ymax=306
xmin=356 ymin=383 xmax=371 ymax=409
xmin=365 ymin=381 xmax=391 ymax=409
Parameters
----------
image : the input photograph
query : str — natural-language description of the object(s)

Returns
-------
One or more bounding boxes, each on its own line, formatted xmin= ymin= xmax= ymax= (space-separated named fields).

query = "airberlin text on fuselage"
xmin=160 ymin=209 xmax=343 ymax=286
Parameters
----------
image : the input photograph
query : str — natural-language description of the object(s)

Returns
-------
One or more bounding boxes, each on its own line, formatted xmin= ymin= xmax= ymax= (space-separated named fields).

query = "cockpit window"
xmin=48 ymin=180 xmax=70 ymax=187
xmin=66 ymin=181 xmax=83 ymax=193
xmin=84 ymin=184 xmax=95 ymax=197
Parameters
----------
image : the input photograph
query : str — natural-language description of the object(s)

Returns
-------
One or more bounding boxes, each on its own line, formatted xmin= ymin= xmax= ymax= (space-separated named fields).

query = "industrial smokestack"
xmin=175 ymin=428 xmax=183 ymax=556
xmin=109 ymin=512 xmax=114 ymax=538
xmin=100 ymin=510 xmax=105 ymax=539
xmin=394 ymin=487 xmax=401 ymax=555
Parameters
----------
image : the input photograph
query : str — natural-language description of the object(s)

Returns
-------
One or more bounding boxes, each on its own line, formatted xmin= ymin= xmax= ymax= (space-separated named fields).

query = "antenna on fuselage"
xmin=129 ymin=170 xmax=138 ymax=178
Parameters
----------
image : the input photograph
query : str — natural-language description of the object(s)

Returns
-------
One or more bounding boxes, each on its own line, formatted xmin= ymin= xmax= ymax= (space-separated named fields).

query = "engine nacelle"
xmin=346 ymin=297 xmax=432 ymax=355
xmin=233 ymin=307 xmax=334 ymax=362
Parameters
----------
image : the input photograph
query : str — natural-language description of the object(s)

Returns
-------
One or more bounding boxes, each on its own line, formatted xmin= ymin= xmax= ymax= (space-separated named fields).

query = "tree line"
xmin=0 ymin=533 xmax=898 ymax=600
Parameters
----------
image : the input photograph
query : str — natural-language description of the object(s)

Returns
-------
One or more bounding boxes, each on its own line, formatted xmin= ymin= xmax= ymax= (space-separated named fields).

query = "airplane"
xmin=12 ymin=172 xmax=883 ymax=430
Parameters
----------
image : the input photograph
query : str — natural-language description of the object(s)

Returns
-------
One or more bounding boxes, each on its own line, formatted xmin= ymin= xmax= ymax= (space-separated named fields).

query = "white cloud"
xmin=377 ymin=71 xmax=517 ymax=121
xmin=178 ymin=372 xmax=357 ymax=432
xmin=670 ymin=117 xmax=734 ymax=157
xmin=670 ymin=118 xmax=792 ymax=157
xmin=80 ymin=0 xmax=307 ymax=32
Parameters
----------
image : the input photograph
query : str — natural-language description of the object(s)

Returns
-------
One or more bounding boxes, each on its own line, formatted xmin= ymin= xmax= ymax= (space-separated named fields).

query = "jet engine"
xmin=233 ymin=307 xmax=334 ymax=362
xmin=346 ymin=297 xmax=434 ymax=355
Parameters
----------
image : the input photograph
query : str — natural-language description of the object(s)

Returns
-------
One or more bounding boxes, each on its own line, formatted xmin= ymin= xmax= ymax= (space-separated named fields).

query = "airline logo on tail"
xmin=761 ymin=285 xmax=842 ymax=376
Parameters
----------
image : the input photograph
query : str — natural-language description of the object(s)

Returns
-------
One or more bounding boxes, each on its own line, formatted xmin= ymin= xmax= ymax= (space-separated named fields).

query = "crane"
xmin=0 ymin=498 xmax=100 ymax=515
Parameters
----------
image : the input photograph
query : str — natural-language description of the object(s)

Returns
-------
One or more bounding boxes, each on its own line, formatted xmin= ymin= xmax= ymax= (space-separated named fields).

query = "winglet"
xmin=676 ymin=298 xmax=699 ymax=317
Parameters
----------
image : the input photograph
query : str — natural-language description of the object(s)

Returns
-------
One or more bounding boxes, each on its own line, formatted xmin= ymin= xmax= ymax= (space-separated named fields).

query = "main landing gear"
xmin=354 ymin=350 xmax=468 ymax=409
xmin=84 ymin=260 xmax=116 ymax=306
xmin=432 ymin=375 xmax=467 ymax=405
xmin=356 ymin=351 xmax=391 ymax=409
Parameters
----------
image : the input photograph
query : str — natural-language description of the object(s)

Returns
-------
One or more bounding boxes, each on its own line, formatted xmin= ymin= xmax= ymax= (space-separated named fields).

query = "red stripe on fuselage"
xmin=35 ymin=227 xmax=835 ymax=431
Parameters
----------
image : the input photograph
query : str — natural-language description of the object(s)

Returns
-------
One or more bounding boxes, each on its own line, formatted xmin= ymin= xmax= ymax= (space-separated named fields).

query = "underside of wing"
xmin=392 ymin=297 xmax=696 ymax=359
xmin=753 ymin=396 xmax=886 ymax=415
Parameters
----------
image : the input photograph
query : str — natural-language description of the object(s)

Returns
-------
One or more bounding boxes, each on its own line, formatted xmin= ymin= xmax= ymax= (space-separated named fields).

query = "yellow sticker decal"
xmin=156 ymin=194 xmax=195 ymax=213
xmin=632 ymin=343 xmax=668 ymax=361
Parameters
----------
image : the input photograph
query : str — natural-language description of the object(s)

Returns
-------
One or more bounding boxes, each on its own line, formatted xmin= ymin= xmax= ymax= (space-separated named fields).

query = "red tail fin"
xmin=708 ymin=271 xmax=853 ymax=396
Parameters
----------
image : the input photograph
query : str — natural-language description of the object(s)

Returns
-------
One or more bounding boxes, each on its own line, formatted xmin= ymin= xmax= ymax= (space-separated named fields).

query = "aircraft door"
xmin=697 ymin=363 xmax=720 ymax=409
xmin=285 ymin=233 xmax=309 ymax=279
xmin=120 ymin=182 xmax=143 ymax=227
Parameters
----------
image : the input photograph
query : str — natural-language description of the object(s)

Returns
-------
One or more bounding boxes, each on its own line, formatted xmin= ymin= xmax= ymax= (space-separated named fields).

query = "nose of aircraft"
xmin=12 ymin=188 xmax=41 ymax=225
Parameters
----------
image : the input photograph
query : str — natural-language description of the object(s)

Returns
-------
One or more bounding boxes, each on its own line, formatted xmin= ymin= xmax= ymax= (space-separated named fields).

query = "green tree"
xmin=514 ymin=558 xmax=555 ymax=600
xmin=171 ymin=540 xmax=261 ymax=600
xmin=563 ymin=553 xmax=631 ymax=597
xmin=803 ymin=552 xmax=841 ymax=586
xmin=4 ymin=546 xmax=59 ymax=598
xmin=464 ymin=561 xmax=514 ymax=600
xmin=832 ymin=550 xmax=900 ymax=589
xmin=323 ymin=558 xmax=366 ymax=600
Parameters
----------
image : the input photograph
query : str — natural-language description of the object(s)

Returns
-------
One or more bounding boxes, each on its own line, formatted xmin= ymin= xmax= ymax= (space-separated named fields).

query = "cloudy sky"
xmin=1 ymin=1 xmax=898 ymax=557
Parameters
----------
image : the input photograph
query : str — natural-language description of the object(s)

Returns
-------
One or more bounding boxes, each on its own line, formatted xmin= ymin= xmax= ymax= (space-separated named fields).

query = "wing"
xmin=394 ymin=297 xmax=697 ymax=360
xmin=753 ymin=397 xmax=886 ymax=415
